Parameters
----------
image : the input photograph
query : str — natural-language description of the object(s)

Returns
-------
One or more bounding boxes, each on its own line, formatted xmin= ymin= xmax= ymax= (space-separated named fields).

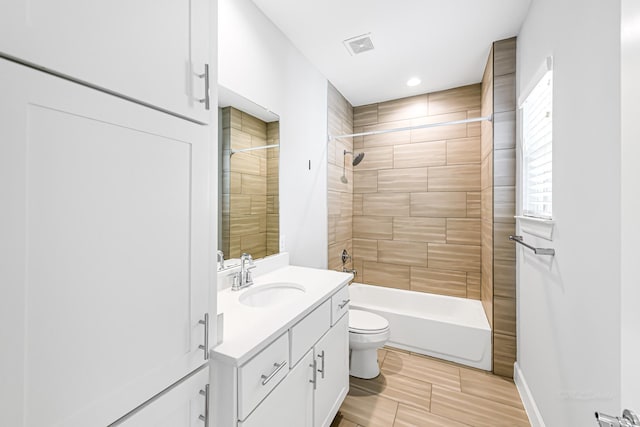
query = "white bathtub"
xmin=349 ymin=283 xmax=492 ymax=370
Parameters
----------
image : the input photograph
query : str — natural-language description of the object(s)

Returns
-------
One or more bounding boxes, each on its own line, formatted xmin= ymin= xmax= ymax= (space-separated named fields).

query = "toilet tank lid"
xmin=349 ymin=309 xmax=389 ymax=332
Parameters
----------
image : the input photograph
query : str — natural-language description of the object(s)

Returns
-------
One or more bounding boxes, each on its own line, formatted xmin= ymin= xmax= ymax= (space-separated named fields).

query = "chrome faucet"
xmin=231 ymin=253 xmax=255 ymax=291
xmin=343 ymin=267 xmax=357 ymax=277
xmin=217 ymin=250 xmax=225 ymax=271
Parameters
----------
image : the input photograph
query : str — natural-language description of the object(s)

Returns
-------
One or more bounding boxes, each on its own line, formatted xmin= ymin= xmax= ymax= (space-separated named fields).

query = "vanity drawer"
xmin=289 ymin=299 xmax=331 ymax=367
xmin=237 ymin=332 xmax=289 ymax=421
xmin=331 ymin=285 xmax=350 ymax=326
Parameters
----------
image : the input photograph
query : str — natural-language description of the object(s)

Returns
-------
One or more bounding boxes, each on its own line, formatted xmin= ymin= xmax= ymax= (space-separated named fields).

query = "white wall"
xmin=621 ymin=0 xmax=640 ymax=411
xmin=516 ymin=0 xmax=621 ymax=425
xmin=218 ymin=0 xmax=328 ymax=268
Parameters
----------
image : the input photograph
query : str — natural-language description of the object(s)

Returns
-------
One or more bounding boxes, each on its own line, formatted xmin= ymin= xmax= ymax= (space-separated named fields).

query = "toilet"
xmin=348 ymin=309 xmax=390 ymax=379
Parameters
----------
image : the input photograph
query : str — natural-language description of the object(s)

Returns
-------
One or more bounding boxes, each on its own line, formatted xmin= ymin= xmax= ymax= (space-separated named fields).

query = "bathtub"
xmin=349 ymin=283 xmax=492 ymax=370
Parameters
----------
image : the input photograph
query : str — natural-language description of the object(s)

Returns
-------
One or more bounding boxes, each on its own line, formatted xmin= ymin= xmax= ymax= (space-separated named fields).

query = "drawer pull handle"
xmin=198 ymin=313 xmax=209 ymax=360
xmin=261 ymin=361 xmax=287 ymax=386
xmin=309 ymin=359 xmax=317 ymax=390
xmin=338 ymin=299 xmax=350 ymax=309
xmin=317 ymin=350 xmax=325 ymax=379
xmin=198 ymin=384 xmax=209 ymax=424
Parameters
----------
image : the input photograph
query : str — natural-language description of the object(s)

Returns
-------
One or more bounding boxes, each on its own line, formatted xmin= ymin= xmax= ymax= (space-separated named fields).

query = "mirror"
xmin=218 ymin=85 xmax=280 ymax=269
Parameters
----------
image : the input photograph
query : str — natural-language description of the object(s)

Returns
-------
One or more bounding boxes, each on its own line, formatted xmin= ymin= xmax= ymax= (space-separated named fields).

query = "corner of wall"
xmin=327 ymin=83 xmax=354 ymax=273
xmin=514 ymin=362 xmax=546 ymax=427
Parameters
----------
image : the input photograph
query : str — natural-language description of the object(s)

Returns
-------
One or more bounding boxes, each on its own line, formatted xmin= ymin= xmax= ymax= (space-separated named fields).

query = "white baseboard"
xmin=514 ymin=362 xmax=546 ymax=427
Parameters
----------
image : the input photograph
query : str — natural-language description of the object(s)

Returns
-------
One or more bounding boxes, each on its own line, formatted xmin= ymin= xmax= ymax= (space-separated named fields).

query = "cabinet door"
xmin=239 ymin=350 xmax=314 ymax=427
xmin=115 ymin=368 xmax=210 ymax=427
xmin=0 ymin=58 xmax=212 ymax=427
xmin=0 ymin=0 xmax=211 ymax=123
xmin=314 ymin=314 xmax=349 ymax=427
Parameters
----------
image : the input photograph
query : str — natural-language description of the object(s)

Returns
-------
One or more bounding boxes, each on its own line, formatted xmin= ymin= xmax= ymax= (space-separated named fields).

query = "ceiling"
xmin=251 ymin=0 xmax=531 ymax=106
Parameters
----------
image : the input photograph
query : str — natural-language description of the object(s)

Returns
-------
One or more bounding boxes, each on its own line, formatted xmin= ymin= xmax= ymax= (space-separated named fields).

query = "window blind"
xmin=522 ymin=70 xmax=553 ymax=219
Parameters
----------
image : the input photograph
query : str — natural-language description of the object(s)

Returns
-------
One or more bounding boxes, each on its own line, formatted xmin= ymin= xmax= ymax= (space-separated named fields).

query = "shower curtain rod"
xmin=329 ymin=115 xmax=492 ymax=141
xmin=230 ymin=144 xmax=279 ymax=156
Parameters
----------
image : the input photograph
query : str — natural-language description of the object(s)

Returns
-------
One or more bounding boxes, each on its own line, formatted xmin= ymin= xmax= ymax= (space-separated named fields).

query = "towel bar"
xmin=509 ymin=235 xmax=555 ymax=256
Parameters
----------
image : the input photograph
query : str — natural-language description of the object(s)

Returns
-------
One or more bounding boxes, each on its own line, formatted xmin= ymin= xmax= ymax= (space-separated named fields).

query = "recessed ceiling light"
xmin=407 ymin=77 xmax=421 ymax=87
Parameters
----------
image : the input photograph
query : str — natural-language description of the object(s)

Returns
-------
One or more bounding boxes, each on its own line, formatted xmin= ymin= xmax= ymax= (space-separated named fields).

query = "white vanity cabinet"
xmin=0 ymin=57 xmax=212 ymax=427
xmin=0 ymin=0 xmax=211 ymax=123
xmin=213 ymin=283 xmax=349 ymax=427
xmin=240 ymin=350 xmax=315 ymax=427
xmin=313 ymin=314 xmax=349 ymax=427
xmin=238 ymin=332 xmax=290 ymax=419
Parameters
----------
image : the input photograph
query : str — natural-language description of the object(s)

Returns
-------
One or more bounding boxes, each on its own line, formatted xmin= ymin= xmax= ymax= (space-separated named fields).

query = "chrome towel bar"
xmin=509 ymin=235 xmax=555 ymax=256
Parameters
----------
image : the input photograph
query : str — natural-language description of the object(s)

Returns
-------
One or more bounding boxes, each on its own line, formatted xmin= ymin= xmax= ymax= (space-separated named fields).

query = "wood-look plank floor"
xmin=332 ymin=347 xmax=530 ymax=427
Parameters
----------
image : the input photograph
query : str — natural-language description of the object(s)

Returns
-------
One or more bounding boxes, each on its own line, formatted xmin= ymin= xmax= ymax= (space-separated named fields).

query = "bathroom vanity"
xmin=213 ymin=255 xmax=351 ymax=427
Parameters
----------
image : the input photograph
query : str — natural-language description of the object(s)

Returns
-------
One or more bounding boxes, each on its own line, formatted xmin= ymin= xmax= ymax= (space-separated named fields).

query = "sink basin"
xmin=239 ymin=282 xmax=305 ymax=308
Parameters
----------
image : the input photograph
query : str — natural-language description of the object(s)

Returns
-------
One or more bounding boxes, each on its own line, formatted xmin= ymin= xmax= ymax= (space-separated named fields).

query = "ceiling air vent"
xmin=343 ymin=33 xmax=374 ymax=56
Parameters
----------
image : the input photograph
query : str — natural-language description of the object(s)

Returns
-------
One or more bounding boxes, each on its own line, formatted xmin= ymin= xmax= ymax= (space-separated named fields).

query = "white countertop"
xmin=212 ymin=265 xmax=352 ymax=366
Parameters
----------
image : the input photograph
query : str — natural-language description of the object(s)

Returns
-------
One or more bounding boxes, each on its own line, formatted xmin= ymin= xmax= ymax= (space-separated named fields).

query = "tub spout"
xmin=343 ymin=267 xmax=357 ymax=277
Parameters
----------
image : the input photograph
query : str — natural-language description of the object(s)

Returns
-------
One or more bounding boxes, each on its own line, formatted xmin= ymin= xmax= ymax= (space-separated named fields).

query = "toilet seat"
xmin=349 ymin=309 xmax=389 ymax=334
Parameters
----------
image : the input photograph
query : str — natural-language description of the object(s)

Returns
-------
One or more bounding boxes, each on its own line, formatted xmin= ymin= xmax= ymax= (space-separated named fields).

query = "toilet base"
xmin=349 ymin=348 xmax=381 ymax=379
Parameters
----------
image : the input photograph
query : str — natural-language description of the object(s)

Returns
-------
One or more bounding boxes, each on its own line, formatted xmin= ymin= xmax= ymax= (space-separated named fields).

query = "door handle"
xmin=198 ymin=313 xmax=209 ymax=360
xmin=197 ymin=64 xmax=210 ymax=110
xmin=198 ymin=384 xmax=209 ymax=425
xmin=309 ymin=359 xmax=317 ymax=390
xmin=317 ymin=350 xmax=325 ymax=379
xmin=596 ymin=409 xmax=640 ymax=427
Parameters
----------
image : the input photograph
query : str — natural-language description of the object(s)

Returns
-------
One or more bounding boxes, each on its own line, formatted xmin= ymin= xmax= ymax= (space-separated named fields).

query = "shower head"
xmin=344 ymin=150 xmax=365 ymax=166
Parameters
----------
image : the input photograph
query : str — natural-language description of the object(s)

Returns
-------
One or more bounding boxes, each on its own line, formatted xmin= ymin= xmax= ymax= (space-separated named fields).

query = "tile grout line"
xmin=338 ymin=346 xmax=530 ymax=426
xmin=392 ymin=399 xmax=400 ymax=427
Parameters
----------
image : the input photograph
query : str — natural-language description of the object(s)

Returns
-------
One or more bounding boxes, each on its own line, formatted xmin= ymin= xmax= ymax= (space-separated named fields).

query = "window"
xmin=521 ymin=68 xmax=553 ymax=219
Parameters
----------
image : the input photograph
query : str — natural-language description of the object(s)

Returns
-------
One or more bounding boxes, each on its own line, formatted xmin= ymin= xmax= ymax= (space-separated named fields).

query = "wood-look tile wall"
xmin=221 ymin=107 xmax=279 ymax=259
xmin=480 ymin=38 xmax=518 ymax=378
xmin=481 ymin=48 xmax=495 ymax=329
xmin=352 ymin=85 xmax=482 ymax=299
xmin=266 ymin=122 xmax=280 ymax=255
xmin=327 ymin=84 xmax=354 ymax=271
xmin=492 ymin=38 xmax=517 ymax=378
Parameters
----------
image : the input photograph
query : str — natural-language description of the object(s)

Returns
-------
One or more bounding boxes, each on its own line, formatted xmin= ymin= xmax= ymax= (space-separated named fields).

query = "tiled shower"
xmin=327 ymin=38 xmax=517 ymax=377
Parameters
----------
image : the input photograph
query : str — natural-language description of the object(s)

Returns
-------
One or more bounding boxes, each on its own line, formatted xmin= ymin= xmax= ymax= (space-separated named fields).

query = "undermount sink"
xmin=239 ymin=282 xmax=306 ymax=308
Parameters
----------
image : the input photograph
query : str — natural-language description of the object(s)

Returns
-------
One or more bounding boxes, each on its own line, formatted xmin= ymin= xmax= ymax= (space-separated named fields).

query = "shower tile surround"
xmin=485 ymin=38 xmax=518 ymax=378
xmin=327 ymin=38 xmax=516 ymax=377
xmin=221 ymin=107 xmax=279 ymax=259
xmin=351 ymin=84 xmax=482 ymax=299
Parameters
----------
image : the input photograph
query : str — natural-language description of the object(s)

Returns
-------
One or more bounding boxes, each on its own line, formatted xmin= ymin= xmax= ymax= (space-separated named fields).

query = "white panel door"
xmin=0 ymin=58 xmax=212 ymax=427
xmin=621 ymin=0 xmax=640 ymax=412
xmin=115 ymin=368 xmax=210 ymax=427
xmin=0 ymin=0 xmax=211 ymax=123
xmin=314 ymin=314 xmax=349 ymax=427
